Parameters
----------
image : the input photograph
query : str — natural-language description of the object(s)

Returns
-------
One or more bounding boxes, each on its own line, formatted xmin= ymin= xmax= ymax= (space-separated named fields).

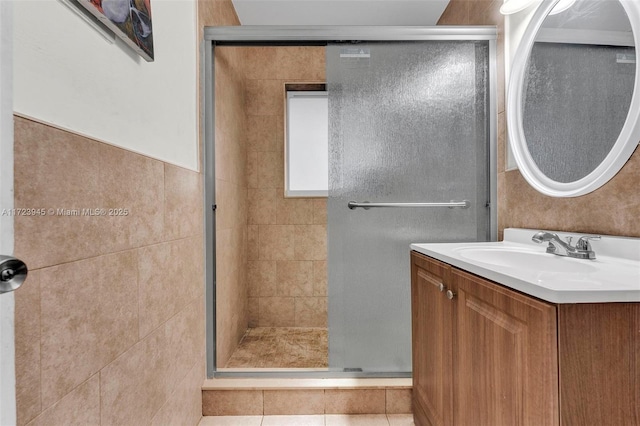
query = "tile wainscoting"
xmin=13 ymin=116 xmax=205 ymax=425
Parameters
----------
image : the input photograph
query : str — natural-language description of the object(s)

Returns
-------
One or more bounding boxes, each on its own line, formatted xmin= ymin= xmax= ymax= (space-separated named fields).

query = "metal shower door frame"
xmin=202 ymin=26 xmax=498 ymax=378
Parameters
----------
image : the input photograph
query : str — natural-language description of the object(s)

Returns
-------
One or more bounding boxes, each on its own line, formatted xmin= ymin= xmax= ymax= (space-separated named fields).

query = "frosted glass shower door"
xmin=327 ymin=41 xmax=491 ymax=373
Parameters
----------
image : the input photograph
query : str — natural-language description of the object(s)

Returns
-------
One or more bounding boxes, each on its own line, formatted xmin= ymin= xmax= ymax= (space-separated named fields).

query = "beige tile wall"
xmin=202 ymin=388 xmax=412 ymax=416
xmin=502 ymin=149 xmax=640 ymax=237
xmin=13 ymin=117 xmax=205 ymax=426
xmin=242 ymin=47 xmax=328 ymax=329
xmin=440 ymin=0 xmax=640 ymax=238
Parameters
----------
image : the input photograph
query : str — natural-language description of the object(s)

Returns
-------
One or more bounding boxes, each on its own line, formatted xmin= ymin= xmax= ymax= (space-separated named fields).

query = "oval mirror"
xmin=507 ymin=0 xmax=640 ymax=197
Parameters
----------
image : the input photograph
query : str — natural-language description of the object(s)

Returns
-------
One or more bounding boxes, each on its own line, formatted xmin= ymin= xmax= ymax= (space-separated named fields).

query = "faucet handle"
xmin=565 ymin=236 xmax=573 ymax=246
xmin=576 ymin=235 xmax=601 ymax=251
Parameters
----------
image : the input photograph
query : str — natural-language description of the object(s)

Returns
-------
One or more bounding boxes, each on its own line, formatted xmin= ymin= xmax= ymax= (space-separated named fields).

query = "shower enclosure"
xmin=203 ymin=27 xmax=497 ymax=378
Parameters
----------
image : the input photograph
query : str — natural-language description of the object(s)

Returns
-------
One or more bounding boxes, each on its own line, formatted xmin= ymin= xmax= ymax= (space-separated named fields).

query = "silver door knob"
xmin=438 ymin=283 xmax=446 ymax=292
xmin=446 ymin=290 xmax=456 ymax=300
xmin=0 ymin=255 xmax=28 ymax=293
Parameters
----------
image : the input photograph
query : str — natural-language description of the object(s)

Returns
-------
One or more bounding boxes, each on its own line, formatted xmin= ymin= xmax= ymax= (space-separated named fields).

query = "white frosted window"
xmin=286 ymin=91 xmax=328 ymax=197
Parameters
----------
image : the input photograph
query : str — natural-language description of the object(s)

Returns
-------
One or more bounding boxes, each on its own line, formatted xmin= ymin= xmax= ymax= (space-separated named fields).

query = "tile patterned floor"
xmin=199 ymin=414 xmax=414 ymax=426
xmin=224 ymin=328 xmax=328 ymax=368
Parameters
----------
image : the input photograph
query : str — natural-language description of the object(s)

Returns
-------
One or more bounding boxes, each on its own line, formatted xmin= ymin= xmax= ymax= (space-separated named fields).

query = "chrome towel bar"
xmin=347 ymin=200 xmax=470 ymax=210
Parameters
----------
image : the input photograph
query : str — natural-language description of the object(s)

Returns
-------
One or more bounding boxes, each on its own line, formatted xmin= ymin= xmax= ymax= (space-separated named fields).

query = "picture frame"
xmin=77 ymin=0 xmax=154 ymax=61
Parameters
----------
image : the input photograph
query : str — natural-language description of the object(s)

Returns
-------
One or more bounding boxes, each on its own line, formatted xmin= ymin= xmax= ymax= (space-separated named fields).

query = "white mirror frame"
xmin=507 ymin=0 xmax=640 ymax=197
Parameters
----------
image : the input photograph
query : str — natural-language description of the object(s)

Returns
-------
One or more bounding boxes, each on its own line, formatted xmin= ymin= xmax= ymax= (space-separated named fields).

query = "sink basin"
xmin=410 ymin=228 xmax=640 ymax=303
xmin=453 ymin=246 xmax=598 ymax=274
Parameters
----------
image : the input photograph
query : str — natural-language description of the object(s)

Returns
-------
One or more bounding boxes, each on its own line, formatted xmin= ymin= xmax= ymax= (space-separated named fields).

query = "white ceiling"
xmin=231 ymin=0 xmax=451 ymax=26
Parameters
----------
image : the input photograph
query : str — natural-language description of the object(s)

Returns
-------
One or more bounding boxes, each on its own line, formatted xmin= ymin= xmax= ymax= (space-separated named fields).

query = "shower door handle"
xmin=348 ymin=200 xmax=470 ymax=210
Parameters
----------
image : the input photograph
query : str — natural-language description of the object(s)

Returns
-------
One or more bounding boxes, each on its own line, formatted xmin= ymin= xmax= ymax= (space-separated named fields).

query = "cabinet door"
xmin=452 ymin=269 xmax=559 ymax=426
xmin=411 ymin=252 xmax=454 ymax=426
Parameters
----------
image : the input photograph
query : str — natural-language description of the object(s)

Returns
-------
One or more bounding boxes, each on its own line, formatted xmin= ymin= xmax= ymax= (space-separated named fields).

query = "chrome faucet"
xmin=532 ymin=231 xmax=601 ymax=260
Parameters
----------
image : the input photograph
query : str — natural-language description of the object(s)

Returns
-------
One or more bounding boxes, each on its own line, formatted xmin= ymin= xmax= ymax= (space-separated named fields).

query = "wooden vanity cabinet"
xmin=411 ymin=251 xmax=558 ymax=426
xmin=412 ymin=251 xmax=640 ymax=426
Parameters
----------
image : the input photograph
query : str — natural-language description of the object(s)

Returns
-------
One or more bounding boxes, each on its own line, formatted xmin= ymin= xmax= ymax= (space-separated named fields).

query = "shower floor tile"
xmin=224 ymin=327 xmax=328 ymax=368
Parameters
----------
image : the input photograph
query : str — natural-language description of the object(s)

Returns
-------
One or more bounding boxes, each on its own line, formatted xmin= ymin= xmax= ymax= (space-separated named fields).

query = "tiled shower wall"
xmin=214 ymin=46 xmax=250 ymax=366
xmin=199 ymin=0 xmax=251 ymax=370
xmin=202 ymin=4 xmax=328 ymax=368
xmin=213 ymin=45 xmax=329 ymax=366
xmin=242 ymin=47 xmax=328 ymax=329
xmin=439 ymin=0 xmax=640 ymax=238
xmin=13 ymin=117 xmax=205 ymax=425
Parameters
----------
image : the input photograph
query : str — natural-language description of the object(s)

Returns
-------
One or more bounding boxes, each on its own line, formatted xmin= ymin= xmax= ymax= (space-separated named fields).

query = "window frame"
xmin=285 ymin=89 xmax=329 ymax=198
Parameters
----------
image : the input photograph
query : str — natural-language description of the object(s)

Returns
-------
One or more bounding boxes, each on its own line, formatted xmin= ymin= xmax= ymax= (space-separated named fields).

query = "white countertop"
xmin=411 ymin=228 xmax=640 ymax=304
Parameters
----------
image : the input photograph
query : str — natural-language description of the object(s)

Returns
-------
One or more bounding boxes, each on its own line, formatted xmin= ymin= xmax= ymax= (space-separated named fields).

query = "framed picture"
xmin=77 ymin=0 xmax=154 ymax=61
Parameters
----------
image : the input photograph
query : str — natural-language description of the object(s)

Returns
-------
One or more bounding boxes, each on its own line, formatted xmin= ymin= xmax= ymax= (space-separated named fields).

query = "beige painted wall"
xmin=440 ymin=0 xmax=640 ymax=239
xmin=14 ymin=0 xmax=199 ymax=170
